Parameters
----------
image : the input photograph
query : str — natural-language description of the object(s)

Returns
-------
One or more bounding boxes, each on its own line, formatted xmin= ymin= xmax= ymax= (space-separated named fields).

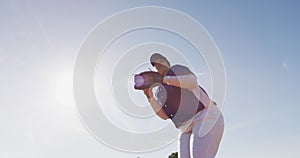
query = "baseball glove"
xmin=134 ymin=71 xmax=163 ymax=90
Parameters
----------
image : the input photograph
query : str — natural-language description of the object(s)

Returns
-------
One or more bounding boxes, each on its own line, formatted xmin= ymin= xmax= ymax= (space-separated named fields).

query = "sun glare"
xmin=54 ymin=73 xmax=73 ymax=105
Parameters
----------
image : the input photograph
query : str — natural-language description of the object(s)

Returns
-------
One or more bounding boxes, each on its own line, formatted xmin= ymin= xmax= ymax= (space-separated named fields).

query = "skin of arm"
xmin=143 ymin=88 xmax=169 ymax=120
xmin=163 ymin=73 xmax=198 ymax=90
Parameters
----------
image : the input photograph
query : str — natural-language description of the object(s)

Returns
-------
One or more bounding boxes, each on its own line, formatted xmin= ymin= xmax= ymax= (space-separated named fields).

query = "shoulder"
xmin=169 ymin=64 xmax=193 ymax=75
xmin=170 ymin=64 xmax=191 ymax=72
xmin=170 ymin=64 xmax=188 ymax=69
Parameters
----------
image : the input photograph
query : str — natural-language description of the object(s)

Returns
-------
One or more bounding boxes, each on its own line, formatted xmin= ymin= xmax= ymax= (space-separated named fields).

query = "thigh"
xmin=178 ymin=132 xmax=192 ymax=158
xmin=191 ymin=115 xmax=224 ymax=158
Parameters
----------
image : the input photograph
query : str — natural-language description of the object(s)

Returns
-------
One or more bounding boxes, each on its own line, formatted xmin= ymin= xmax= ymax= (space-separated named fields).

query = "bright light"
xmin=54 ymin=73 xmax=73 ymax=106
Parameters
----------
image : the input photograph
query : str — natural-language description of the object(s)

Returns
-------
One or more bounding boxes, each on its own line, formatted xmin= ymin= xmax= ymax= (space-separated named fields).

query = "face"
xmin=154 ymin=63 xmax=169 ymax=75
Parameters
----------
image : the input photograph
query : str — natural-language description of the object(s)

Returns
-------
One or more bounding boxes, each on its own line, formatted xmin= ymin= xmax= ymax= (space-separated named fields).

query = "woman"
xmin=143 ymin=53 xmax=224 ymax=158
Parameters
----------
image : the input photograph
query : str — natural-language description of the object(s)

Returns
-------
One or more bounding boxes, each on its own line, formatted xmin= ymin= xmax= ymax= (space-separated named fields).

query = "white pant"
xmin=178 ymin=114 xmax=224 ymax=158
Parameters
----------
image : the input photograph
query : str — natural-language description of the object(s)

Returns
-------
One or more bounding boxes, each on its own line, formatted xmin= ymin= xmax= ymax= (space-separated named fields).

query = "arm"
xmin=191 ymin=86 xmax=217 ymax=108
xmin=163 ymin=73 xmax=198 ymax=90
xmin=143 ymin=88 xmax=169 ymax=120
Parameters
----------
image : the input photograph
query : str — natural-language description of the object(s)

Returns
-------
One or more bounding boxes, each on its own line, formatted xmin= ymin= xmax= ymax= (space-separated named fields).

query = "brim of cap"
xmin=151 ymin=60 xmax=169 ymax=67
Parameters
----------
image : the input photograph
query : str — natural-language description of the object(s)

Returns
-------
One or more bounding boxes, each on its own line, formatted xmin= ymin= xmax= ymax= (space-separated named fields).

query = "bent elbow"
xmin=190 ymin=80 xmax=198 ymax=89
xmin=161 ymin=115 xmax=169 ymax=120
xmin=187 ymin=76 xmax=198 ymax=90
xmin=156 ymin=110 xmax=169 ymax=120
xmin=157 ymin=114 xmax=168 ymax=120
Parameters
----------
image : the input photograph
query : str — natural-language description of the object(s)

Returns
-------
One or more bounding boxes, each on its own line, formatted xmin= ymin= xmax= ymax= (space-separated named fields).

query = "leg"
xmin=191 ymin=115 xmax=224 ymax=158
xmin=178 ymin=132 xmax=192 ymax=158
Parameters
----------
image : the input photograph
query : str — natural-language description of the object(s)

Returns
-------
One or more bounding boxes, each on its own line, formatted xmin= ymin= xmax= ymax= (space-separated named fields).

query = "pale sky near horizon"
xmin=1 ymin=0 xmax=300 ymax=158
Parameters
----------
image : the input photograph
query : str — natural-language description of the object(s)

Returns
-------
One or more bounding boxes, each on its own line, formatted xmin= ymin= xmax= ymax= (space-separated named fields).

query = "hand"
xmin=143 ymin=87 xmax=153 ymax=99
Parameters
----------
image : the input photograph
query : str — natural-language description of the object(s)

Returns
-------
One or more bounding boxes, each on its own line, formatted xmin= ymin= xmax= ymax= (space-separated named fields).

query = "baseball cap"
xmin=150 ymin=53 xmax=170 ymax=67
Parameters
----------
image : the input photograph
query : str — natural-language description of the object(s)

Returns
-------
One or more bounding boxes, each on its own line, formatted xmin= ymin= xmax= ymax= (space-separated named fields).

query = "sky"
xmin=1 ymin=0 xmax=300 ymax=158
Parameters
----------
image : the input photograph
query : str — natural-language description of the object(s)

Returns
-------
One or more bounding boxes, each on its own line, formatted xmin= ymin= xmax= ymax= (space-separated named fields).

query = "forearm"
xmin=147 ymin=97 xmax=169 ymax=120
xmin=163 ymin=74 xmax=198 ymax=90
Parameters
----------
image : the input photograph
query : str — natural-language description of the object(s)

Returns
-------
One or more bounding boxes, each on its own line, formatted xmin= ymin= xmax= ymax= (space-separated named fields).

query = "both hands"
xmin=142 ymin=76 xmax=167 ymax=99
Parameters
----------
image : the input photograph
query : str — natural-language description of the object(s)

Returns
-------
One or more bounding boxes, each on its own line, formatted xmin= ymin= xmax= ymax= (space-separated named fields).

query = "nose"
xmin=154 ymin=63 xmax=163 ymax=69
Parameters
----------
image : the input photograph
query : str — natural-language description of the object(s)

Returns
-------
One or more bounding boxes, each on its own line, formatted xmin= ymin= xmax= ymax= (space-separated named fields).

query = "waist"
xmin=175 ymin=103 xmax=219 ymax=128
xmin=168 ymin=102 xmax=205 ymax=119
xmin=196 ymin=104 xmax=205 ymax=113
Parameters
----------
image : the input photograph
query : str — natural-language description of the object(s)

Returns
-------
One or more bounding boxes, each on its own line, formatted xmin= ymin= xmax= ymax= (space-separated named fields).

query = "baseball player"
xmin=134 ymin=53 xmax=224 ymax=158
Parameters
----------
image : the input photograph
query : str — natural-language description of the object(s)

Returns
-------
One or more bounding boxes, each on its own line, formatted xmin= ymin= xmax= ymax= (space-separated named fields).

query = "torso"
xmin=155 ymin=65 xmax=207 ymax=128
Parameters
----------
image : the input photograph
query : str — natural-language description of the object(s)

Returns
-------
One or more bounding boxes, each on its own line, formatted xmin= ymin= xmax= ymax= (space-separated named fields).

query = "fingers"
xmin=143 ymin=87 xmax=153 ymax=98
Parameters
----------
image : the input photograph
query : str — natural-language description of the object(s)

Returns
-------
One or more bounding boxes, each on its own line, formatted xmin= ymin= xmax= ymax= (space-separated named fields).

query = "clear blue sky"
xmin=1 ymin=0 xmax=299 ymax=157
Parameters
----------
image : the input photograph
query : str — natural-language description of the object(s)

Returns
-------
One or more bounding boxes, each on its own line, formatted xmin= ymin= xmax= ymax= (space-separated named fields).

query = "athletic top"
xmin=155 ymin=65 xmax=210 ymax=128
